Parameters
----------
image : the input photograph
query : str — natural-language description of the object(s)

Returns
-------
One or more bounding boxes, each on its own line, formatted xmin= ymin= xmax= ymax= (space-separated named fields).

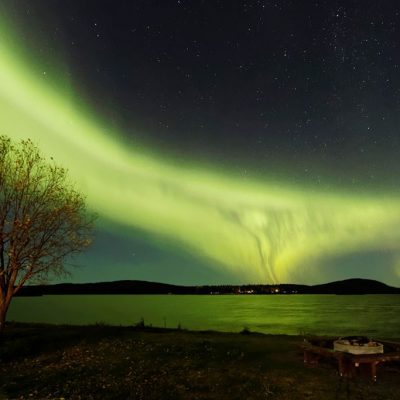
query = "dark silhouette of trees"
xmin=0 ymin=135 xmax=95 ymax=332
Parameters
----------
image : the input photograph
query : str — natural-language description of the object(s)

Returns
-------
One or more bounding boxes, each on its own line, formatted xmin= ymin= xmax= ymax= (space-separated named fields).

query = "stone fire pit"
xmin=333 ymin=336 xmax=383 ymax=355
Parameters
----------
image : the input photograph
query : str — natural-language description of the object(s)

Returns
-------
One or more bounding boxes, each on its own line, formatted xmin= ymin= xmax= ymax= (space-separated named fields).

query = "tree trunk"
xmin=0 ymin=300 xmax=10 ymax=335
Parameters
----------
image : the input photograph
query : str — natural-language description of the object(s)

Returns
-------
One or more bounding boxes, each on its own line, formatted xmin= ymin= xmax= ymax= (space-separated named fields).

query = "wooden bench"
xmin=302 ymin=338 xmax=400 ymax=381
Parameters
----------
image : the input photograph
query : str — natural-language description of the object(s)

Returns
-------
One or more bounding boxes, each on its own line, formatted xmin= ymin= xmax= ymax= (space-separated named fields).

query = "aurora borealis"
xmin=1 ymin=1 xmax=400 ymax=285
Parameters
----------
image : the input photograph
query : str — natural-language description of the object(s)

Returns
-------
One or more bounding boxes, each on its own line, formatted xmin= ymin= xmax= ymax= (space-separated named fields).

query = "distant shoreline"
xmin=16 ymin=277 xmax=400 ymax=296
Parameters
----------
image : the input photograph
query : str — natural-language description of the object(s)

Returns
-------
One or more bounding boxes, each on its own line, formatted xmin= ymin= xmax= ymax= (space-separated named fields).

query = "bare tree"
xmin=0 ymin=135 xmax=95 ymax=332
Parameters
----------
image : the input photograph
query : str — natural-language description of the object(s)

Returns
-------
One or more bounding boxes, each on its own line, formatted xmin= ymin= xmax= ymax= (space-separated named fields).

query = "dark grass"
xmin=0 ymin=322 xmax=399 ymax=399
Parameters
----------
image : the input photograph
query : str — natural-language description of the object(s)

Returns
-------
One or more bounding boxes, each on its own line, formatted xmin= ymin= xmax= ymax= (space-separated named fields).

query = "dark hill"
xmin=307 ymin=278 xmax=400 ymax=294
xmin=18 ymin=280 xmax=193 ymax=296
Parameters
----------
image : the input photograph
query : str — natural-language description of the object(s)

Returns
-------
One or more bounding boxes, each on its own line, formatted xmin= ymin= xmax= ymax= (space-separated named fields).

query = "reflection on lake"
xmin=8 ymin=294 xmax=400 ymax=337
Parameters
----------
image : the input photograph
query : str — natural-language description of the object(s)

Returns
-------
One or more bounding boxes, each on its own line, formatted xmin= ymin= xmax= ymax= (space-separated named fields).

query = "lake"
xmin=8 ymin=294 xmax=400 ymax=338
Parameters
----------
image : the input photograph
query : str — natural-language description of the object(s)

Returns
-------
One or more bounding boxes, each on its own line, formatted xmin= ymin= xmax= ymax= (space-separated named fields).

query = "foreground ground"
xmin=0 ymin=323 xmax=399 ymax=399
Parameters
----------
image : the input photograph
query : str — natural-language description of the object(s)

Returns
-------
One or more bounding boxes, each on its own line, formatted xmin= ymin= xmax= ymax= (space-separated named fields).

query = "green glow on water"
xmin=8 ymin=295 xmax=400 ymax=337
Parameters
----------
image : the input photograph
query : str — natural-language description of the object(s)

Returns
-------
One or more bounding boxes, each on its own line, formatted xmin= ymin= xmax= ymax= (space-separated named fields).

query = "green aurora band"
xmin=1 ymin=21 xmax=400 ymax=283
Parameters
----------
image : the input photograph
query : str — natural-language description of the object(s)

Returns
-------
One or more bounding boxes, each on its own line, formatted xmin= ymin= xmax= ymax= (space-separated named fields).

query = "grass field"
xmin=0 ymin=323 xmax=399 ymax=399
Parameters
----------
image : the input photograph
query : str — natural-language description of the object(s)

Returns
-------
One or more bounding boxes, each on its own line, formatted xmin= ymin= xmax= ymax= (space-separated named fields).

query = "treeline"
xmin=16 ymin=278 xmax=400 ymax=296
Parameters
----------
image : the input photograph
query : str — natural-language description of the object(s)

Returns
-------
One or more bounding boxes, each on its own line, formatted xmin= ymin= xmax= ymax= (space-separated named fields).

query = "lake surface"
xmin=8 ymin=294 xmax=400 ymax=338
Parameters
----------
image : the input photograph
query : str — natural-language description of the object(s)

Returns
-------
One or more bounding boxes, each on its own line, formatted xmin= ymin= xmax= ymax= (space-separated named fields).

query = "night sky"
xmin=1 ymin=1 xmax=400 ymax=285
